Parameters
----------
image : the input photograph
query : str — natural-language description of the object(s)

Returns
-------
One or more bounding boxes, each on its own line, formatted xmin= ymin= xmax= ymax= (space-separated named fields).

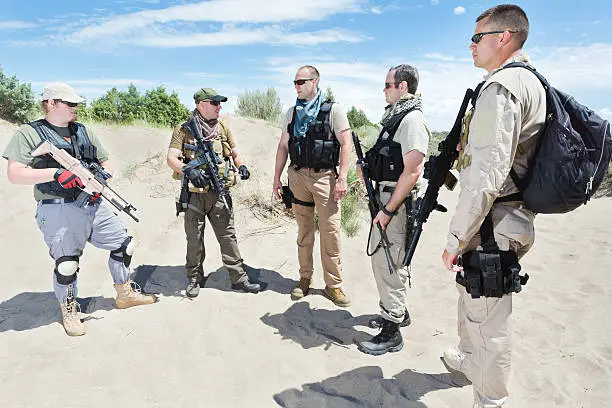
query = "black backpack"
xmin=501 ymin=62 xmax=612 ymax=214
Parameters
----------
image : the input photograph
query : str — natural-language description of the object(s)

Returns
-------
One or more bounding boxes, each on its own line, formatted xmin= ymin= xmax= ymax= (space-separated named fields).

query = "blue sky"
xmin=1 ymin=0 xmax=610 ymax=130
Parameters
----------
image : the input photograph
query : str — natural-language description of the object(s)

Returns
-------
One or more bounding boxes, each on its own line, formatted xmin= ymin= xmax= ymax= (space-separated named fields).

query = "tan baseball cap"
xmin=193 ymin=87 xmax=228 ymax=104
xmin=41 ymin=82 xmax=85 ymax=103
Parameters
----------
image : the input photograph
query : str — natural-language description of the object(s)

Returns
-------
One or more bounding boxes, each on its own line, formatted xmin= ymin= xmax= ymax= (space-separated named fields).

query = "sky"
xmin=0 ymin=0 xmax=610 ymax=131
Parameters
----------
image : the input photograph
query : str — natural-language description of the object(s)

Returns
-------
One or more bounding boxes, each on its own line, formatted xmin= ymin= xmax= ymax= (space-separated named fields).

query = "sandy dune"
xmin=0 ymin=117 xmax=611 ymax=408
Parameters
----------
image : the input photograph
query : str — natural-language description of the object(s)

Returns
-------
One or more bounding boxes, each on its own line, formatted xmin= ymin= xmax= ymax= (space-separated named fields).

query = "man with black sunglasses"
xmin=2 ymin=82 xmax=157 ymax=336
xmin=272 ymin=65 xmax=352 ymax=307
xmin=356 ymin=64 xmax=430 ymax=356
xmin=167 ymin=87 xmax=260 ymax=297
xmin=440 ymin=5 xmax=545 ymax=407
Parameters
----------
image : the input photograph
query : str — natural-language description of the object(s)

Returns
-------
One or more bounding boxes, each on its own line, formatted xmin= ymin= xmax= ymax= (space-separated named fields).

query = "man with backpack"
xmin=440 ymin=5 xmax=546 ymax=407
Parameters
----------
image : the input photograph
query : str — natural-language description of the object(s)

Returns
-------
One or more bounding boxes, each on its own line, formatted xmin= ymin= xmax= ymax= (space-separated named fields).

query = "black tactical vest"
xmin=365 ymin=109 xmax=419 ymax=182
xmin=29 ymin=119 xmax=97 ymax=199
xmin=287 ymin=100 xmax=340 ymax=171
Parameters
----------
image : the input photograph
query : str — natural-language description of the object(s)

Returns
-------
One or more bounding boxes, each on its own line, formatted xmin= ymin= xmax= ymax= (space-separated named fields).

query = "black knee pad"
xmin=54 ymin=255 xmax=79 ymax=285
xmin=110 ymin=236 xmax=135 ymax=267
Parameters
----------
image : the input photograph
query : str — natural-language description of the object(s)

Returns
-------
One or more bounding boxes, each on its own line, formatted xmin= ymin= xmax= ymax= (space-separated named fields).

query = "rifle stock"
xmin=401 ymin=87 xmax=475 ymax=267
xmin=352 ymin=131 xmax=396 ymax=275
xmin=30 ymin=140 xmax=139 ymax=222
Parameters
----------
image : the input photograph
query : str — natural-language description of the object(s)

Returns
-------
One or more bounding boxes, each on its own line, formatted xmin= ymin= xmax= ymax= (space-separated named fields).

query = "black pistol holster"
xmin=456 ymin=210 xmax=529 ymax=299
xmin=280 ymin=185 xmax=315 ymax=209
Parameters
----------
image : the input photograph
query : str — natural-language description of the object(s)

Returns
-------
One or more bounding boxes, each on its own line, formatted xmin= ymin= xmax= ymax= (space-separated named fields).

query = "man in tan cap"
xmin=167 ymin=87 xmax=261 ymax=297
xmin=2 ymin=82 xmax=157 ymax=337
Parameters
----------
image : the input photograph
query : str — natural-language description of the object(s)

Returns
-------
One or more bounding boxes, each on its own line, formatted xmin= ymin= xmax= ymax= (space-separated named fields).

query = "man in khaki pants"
xmin=272 ymin=65 xmax=352 ymax=307
xmin=441 ymin=5 xmax=544 ymax=407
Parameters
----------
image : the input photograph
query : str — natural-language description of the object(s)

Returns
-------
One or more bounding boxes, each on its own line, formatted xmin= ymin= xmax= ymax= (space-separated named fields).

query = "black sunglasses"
xmin=384 ymin=82 xmax=398 ymax=89
xmin=56 ymin=99 xmax=78 ymax=108
xmin=206 ymin=100 xmax=221 ymax=106
xmin=293 ymin=78 xmax=314 ymax=86
xmin=471 ymin=30 xmax=518 ymax=44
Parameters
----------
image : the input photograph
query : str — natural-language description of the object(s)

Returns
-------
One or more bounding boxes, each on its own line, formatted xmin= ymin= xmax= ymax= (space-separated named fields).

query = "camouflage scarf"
xmin=380 ymin=93 xmax=422 ymax=128
xmin=191 ymin=109 xmax=219 ymax=141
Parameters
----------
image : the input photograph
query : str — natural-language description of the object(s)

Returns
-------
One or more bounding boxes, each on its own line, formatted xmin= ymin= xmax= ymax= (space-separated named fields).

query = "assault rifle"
xmin=179 ymin=120 xmax=230 ymax=212
xmin=352 ymin=131 xmax=396 ymax=275
xmin=30 ymin=140 xmax=139 ymax=222
xmin=401 ymin=87 xmax=476 ymax=267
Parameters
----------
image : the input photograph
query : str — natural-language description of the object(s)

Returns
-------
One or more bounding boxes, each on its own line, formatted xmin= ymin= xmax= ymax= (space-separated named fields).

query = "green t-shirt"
xmin=2 ymin=122 xmax=110 ymax=201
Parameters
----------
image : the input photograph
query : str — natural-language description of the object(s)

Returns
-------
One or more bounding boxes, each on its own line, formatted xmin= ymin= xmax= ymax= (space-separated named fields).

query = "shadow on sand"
xmin=260 ymin=301 xmax=380 ymax=350
xmin=132 ymin=263 xmax=296 ymax=298
xmin=274 ymin=365 xmax=468 ymax=408
xmin=0 ymin=291 xmax=116 ymax=332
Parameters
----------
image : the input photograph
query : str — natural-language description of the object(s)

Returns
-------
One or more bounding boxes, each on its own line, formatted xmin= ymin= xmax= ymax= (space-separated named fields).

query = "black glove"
xmin=183 ymin=167 xmax=209 ymax=188
xmin=238 ymin=164 xmax=250 ymax=180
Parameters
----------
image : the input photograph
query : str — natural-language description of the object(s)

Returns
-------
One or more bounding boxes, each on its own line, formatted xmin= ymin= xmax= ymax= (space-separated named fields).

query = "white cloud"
xmin=0 ymin=20 xmax=37 ymax=30
xmin=598 ymin=108 xmax=612 ymax=122
xmin=132 ymin=27 xmax=366 ymax=48
xmin=431 ymin=0 xmax=440 ymax=5
xmin=454 ymin=6 xmax=466 ymax=15
xmin=68 ymin=0 xmax=365 ymax=43
xmin=371 ymin=7 xmax=383 ymax=14
xmin=183 ymin=72 xmax=227 ymax=79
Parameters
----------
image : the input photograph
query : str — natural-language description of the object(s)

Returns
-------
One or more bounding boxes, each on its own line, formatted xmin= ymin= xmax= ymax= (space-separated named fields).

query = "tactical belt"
xmin=40 ymin=198 xmax=76 ymax=205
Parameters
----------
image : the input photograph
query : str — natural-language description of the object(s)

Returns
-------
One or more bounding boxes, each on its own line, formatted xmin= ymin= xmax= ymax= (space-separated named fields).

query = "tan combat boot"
xmin=60 ymin=297 xmax=86 ymax=336
xmin=323 ymin=286 xmax=351 ymax=307
xmin=291 ymin=278 xmax=311 ymax=299
xmin=114 ymin=281 xmax=157 ymax=309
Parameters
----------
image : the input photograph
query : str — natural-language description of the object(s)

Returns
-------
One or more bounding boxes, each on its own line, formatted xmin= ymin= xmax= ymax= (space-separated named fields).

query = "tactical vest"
xmin=29 ymin=119 xmax=97 ymax=200
xmin=365 ymin=109 xmax=417 ymax=182
xmin=287 ymin=100 xmax=340 ymax=171
xmin=181 ymin=118 xmax=236 ymax=189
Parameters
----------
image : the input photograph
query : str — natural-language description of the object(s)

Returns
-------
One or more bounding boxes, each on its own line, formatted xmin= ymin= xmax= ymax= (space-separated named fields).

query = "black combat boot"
xmin=358 ymin=319 xmax=403 ymax=356
xmin=369 ymin=309 xmax=411 ymax=329
xmin=231 ymin=279 xmax=261 ymax=294
xmin=186 ymin=277 xmax=200 ymax=298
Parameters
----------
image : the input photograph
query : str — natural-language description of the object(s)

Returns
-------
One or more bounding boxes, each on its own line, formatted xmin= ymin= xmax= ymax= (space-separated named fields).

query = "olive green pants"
xmin=184 ymin=191 xmax=247 ymax=284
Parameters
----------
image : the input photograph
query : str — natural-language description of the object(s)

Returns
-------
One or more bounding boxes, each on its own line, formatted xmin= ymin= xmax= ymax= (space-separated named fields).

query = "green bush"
xmin=236 ymin=87 xmax=282 ymax=123
xmin=80 ymin=84 xmax=189 ymax=128
xmin=428 ymin=131 xmax=447 ymax=157
xmin=347 ymin=106 xmax=373 ymax=129
xmin=0 ymin=68 xmax=39 ymax=123
xmin=341 ymin=167 xmax=365 ymax=237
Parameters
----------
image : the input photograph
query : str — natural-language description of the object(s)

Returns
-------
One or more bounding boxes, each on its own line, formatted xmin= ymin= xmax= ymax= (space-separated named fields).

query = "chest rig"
xmin=29 ymin=119 xmax=98 ymax=199
xmin=287 ymin=100 xmax=339 ymax=172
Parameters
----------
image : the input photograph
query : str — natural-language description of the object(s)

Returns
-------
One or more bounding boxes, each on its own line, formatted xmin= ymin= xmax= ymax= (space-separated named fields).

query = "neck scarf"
xmin=191 ymin=109 xmax=220 ymax=141
xmin=380 ymin=93 xmax=422 ymax=128
xmin=293 ymin=89 xmax=324 ymax=138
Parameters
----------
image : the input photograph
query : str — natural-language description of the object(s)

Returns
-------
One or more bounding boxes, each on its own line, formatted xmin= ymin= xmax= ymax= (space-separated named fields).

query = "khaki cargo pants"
xmin=369 ymin=188 xmax=410 ymax=324
xmin=287 ymin=167 xmax=342 ymax=288
xmin=184 ymin=191 xmax=247 ymax=285
xmin=456 ymin=203 xmax=535 ymax=407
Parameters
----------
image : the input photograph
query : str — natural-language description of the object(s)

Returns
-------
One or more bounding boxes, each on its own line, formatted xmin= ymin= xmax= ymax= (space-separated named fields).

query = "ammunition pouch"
xmin=175 ymin=178 xmax=191 ymax=216
xmin=456 ymin=250 xmax=529 ymax=299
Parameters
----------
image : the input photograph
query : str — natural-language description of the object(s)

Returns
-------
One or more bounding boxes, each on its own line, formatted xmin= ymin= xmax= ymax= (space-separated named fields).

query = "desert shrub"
xmin=0 ymin=68 xmax=39 ymax=123
xmin=236 ymin=87 xmax=283 ymax=123
xmin=347 ymin=106 xmax=373 ymax=129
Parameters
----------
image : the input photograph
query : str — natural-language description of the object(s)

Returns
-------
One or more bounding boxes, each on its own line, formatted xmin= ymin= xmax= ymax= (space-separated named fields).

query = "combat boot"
xmin=60 ymin=297 xmax=86 ymax=337
xmin=291 ymin=278 xmax=311 ymax=299
xmin=323 ymin=286 xmax=351 ymax=307
xmin=369 ymin=309 xmax=411 ymax=329
xmin=186 ymin=277 xmax=200 ymax=298
xmin=357 ymin=319 xmax=403 ymax=356
xmin=114 ymin=281 xmax=157 ymax=309
xmin=231 ymin=279 xmax=261 ymax=294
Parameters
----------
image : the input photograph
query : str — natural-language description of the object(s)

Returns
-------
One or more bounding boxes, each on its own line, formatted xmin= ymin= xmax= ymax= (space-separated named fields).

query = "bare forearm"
xmin=337 ymin=144 xmax=350 ymax=181
xmin=274 ymin=143 xmax=289 ymax=182
xmin=167 ymin=154 xmax=185 ymax=174
xmin=7 ymin=165 xmax=56 ymax=185
xmin=385 ymin=171 xmax=419 ymax=212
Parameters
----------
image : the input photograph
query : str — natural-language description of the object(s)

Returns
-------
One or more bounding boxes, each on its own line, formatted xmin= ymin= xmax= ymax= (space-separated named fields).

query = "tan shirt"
xmin=169 ymin=119 xmax=237 ymax=192
xmin=446 ymin=54 xmax=546 ymax=254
